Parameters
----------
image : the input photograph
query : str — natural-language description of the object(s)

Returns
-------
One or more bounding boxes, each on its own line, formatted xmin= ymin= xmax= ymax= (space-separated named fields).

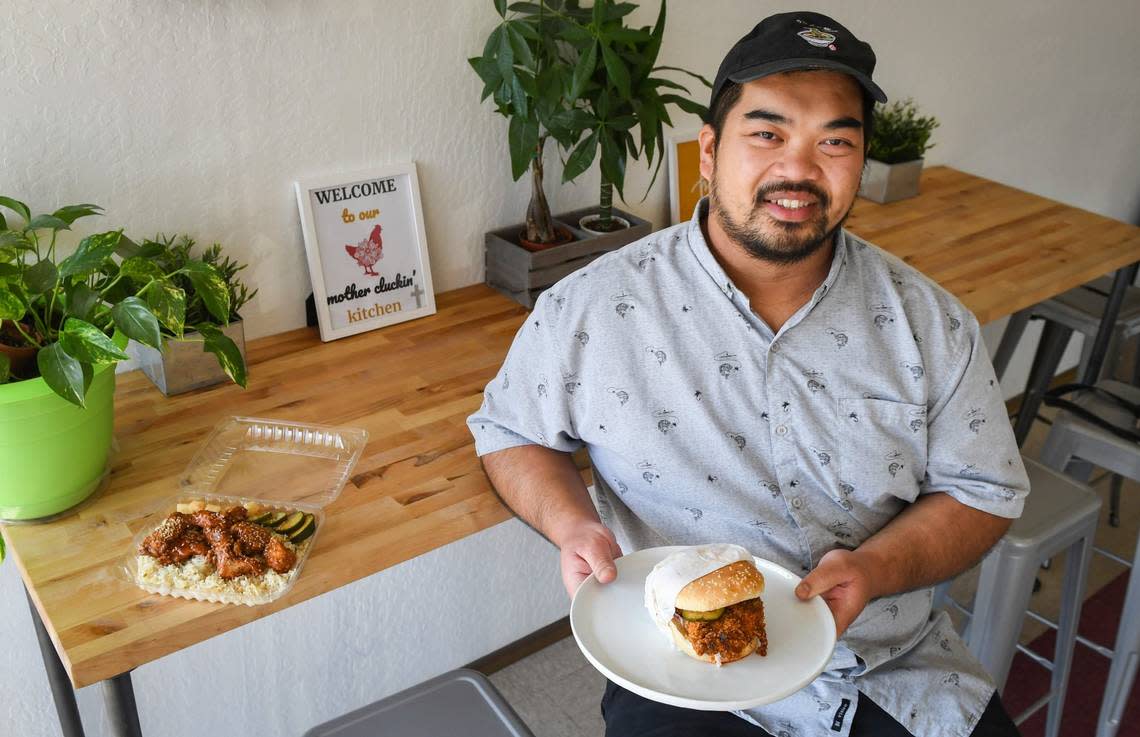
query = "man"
xmin=467 ymin=11 xmax=1027 ymax=737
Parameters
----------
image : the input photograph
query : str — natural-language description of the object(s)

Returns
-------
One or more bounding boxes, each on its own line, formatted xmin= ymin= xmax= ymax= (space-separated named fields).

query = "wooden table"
xmin=4 ymin=166 xmax=1140 ymax=736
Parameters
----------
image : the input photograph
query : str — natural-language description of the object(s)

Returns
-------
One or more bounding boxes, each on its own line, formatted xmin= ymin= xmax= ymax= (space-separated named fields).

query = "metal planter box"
xmin=128 ymin=321 xmax=246 ymax=396
xmin=485 ymin=206 xmax=652 ymax=309
xmin=859 ymin=158 xmax=924 ymax=204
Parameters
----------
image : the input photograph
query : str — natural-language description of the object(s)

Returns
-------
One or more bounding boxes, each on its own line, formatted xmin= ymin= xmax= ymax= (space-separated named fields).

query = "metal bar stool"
xmin=303 ymin=669 xmax=536 ymax=737
xmin=1039 ymin=379 xmax=1140 ymax=737
xmin=935 ymin=456 xmax=1100 ymax=737
xmin=1005 ymin=266 xmax=1140 ymax=449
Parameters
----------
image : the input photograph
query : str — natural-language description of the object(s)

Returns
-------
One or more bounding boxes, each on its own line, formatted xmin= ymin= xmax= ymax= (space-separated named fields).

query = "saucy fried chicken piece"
xmin=167 ymin=528 xmax=210 ymax=564
xmin=190 ymin=510 xmax=227 ymax=530
xmin=214 ymin=546 xmax=267 ymax=579
xmin=139 ymin=512 xmax=196 ymax=564
xmin=230 ymin=521 xmax=272 ymax=556
xmin=264 ymin=537 xmax=297 ymax=573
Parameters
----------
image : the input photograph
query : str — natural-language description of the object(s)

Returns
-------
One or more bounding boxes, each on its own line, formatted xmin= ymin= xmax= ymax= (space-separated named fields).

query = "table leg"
xmin=993 ymin=308 xmax=1032 ymax=383
xmin=105 ymin=671 xmax=143 ymax=737
xmin=1014 ymin=320 xmax=1073 ymax=446
xmin=1081 ymin=263 xmax=1140 ymax=384
xmin=26 ymin=588 xmax=86 ymax=737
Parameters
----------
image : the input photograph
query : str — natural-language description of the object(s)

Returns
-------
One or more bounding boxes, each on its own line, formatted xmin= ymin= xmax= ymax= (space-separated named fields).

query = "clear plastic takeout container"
xmin=124 ymin=416 xmax=368 ymax=606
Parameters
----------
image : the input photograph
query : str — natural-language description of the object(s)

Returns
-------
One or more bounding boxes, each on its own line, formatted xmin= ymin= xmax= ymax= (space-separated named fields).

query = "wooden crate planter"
xmin=485 ymin=206 xmax=652 ymax=309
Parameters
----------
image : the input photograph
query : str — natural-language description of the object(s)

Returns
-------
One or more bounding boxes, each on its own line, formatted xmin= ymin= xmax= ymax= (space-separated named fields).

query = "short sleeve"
xmin=466 ymin=290 xmax=583 ymax=456
xmin=920 ymin=314 xmax=1029 ymax=518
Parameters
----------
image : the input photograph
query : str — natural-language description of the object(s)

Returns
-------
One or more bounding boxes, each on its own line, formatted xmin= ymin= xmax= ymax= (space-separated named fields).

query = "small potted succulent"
xmin=0 ymin=197 xmax=240 ymax=521
xmin=126 ymin=234 xmax=255 ymax=395
xmin=858 ymin=98 xmax=940 ymax=204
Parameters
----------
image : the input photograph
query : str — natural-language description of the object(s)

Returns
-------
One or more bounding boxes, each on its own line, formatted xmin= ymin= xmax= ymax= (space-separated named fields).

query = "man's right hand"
xmin=558 ymin=520 xmax=622 ymax=598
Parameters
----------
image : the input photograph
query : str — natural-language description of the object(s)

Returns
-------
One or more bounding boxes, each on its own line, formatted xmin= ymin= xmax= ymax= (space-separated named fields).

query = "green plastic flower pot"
xmin=0 ymin=362 xmax=117 ymax=521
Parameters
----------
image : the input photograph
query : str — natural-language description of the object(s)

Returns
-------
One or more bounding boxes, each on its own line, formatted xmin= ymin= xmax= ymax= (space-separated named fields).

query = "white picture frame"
xmin=666 ymin=128 xmax=708 ymax=226
xmin=295 ymin=162 xmax=436 ymax=341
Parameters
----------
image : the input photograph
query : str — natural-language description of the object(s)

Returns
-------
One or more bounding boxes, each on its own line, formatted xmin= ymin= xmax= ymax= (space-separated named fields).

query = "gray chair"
xmin=1039 ymin=379 xmax=1140 ymax=737
xmin=935 ymin=456 xmax=1100 ymax=737
xmin=303 ymin=669 xmax=536 ymax=737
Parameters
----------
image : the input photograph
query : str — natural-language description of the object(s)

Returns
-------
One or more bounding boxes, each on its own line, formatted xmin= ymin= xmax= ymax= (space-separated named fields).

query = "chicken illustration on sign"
xmin=346 ymin=224 xmax=384 ymax=276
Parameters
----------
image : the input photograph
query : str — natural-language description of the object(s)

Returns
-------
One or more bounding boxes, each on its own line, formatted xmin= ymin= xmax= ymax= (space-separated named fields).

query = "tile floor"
xmin=490 ymin=405 xmax=1140 ymax=737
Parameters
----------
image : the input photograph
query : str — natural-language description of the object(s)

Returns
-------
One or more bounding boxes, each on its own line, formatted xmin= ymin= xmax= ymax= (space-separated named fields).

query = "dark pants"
xmin=600 ymin=680 xmax=1020 ymax=737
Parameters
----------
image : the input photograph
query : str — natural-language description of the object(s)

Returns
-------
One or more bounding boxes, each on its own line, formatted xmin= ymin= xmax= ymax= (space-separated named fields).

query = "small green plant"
xmin=133 ymin=234 xmax=257 ymax=387
xmin=867 ymin=98 xmax=939 ymax=165
xmin=0 ymin=197 xmax=248 ymax=405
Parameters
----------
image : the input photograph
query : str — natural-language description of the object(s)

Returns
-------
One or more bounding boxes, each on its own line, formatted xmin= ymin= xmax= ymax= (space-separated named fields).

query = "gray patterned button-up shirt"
xmin=468 ymin=199 xmax=1029 ymax=737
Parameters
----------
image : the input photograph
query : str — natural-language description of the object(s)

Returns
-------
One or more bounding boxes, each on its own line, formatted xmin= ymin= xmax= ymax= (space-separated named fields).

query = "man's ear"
xmin=698 ymin=123 xmax=717 ymax=184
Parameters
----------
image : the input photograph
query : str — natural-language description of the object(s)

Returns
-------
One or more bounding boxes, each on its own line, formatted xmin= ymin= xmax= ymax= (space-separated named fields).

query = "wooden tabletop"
xmin=3 ymin=165 xmax=1140 ymax=689
xmin=847 ymin=167 xmax=1140 ymax=324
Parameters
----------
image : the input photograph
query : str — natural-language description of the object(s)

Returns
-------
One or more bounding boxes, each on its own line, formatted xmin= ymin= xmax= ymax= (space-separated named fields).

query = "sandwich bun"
xmin=674 ymin=560 xmax=765 ymax=612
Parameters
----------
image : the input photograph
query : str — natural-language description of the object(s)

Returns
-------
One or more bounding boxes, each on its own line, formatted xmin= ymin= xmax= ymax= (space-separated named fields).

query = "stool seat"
xmin=303 ymin=669 xmax=535 ymax=737
xmin=939 ymin=456 xmax=1100 ymax=737
xmin=1040 ymin=380 xmax=1140 ymax=737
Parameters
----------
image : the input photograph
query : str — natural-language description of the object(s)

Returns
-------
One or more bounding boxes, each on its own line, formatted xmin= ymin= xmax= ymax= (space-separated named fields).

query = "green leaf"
xmin=26 ymin=214 xmax=71 ymax=232
xmin=660 ymin=93 xmax=707 ymax=117
xmin=599 ymin=129 xmax=627 ymax=196
xmin=51 ymin=204 xmax=103 ymax=225
xmin=59 ymin=318 xmax=129 ymax=363
xmin=37 ymin=343 xmax=86 ymax=407
xmin=0 ymin=288 xmax=24 ymax=320
xmin=66 ymin=282 xmax=101 ymax=321
xmin=653 ymin=65 xmax=712 ymax=88
xmin=119 ymin=256 xmax=164 ymax=284
xmin=600 ymin=43 xmax=632 ymax=99
xmin=510 ymin=72 xmax=528 ymax=119
xmin=24 ymin=259 xmax=59 ymax=294
xmin=508 ymin=113 xmax=540 ymax=181
xmin=0 ymin=353 xmax=9 ymax=384
xmin=197 ymin=323 xmax=247 ymax=387
xmin=646 ymin=76 xmax=690 ymax=93
xmin=645 ymin=0 xmax=666 ymax=68
xmin=506 ymin=22 xmax=535 ymax=70
xmin=563 ymin=130 xmax=599 ymax=182
xmin=570 ymin=41 xmax=598 ymax=100
xmin=495 ymin=23 xmax=514 ymax=82
xmin=114 ymin=233 xmax=141 ymax=259
xmin=0 ymin=231 xmax=24 ymax=250
xmin=507 ymin=1 xmax=544 ymax=12
xmin=145 ymin=279 xmax=186 ymax=336
xmin=59 ymin=230 xmax=122 ymax=278
xmin=494 ymin=0 xmax=507 ymax=17
xmin=137 ymin=240 xmax=167 ymax=259
xmin=183 ymin=262 xmax=231 ymax=324
xmin=605 ymin=27 xmax=651 ymax=44
xmin=469 ymin=57 xmax=502 ymax=102
xmin=592 ymin=0 xmax=604 ymax=28
xmin=0 ymin=263 xmax=19 ymax=279
xmin=111 ymin=296 xmax=162 ymax=349
xmin=0 ymin=197 xmax=30 ymax=225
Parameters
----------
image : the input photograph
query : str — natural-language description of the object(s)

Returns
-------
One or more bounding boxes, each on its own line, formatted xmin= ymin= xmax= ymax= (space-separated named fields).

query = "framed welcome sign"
xmin=295 ymin=162 xmax=436 ymax=341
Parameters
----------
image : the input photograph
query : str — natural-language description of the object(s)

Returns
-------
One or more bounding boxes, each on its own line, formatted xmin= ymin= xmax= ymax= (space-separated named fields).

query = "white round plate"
xmin=570 ymin=546 xmax=836 ymax=711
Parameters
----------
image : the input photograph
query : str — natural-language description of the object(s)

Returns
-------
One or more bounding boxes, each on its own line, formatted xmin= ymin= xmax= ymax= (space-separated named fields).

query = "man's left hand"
xmin=795 ymin=549 xmax=875 ymax=637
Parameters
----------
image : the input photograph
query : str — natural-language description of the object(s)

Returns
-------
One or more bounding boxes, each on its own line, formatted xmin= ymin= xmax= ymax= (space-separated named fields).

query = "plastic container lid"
xmin=180 ymin=416 xmax=369 ymax=509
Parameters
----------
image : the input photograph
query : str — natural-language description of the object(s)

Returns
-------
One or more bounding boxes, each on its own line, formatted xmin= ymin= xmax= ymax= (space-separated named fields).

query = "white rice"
xmin=134 ymin=538 xmax=310 ymax=606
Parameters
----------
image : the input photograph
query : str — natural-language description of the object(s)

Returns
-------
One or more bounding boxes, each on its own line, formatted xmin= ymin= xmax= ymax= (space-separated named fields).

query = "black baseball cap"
xmin=710 ymin=11 xmax=888 ymax=113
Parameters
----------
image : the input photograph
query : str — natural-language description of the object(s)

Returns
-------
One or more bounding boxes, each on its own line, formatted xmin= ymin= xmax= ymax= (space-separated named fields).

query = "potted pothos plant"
xmin=0 ymin=198 xmax=240 ymax=521
xmin=126 ymin=234 xmax=255 ymax=395
xmin=858 ymin=98 xmax=940 ymax=204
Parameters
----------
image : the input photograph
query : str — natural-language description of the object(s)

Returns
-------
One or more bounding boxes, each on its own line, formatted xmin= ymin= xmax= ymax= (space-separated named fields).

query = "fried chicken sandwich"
xmin=644 ymin=544 xmax=768 ymax=665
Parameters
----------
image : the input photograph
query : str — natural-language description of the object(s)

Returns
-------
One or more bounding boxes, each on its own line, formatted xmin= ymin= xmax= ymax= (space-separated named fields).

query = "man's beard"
xmin=710 ymin=166 xmax=853 ymax=265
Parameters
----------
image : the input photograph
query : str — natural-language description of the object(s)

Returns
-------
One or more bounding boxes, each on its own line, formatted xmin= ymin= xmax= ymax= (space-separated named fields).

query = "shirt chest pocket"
xmin=833 ymin=398 xmax=928 ymax=529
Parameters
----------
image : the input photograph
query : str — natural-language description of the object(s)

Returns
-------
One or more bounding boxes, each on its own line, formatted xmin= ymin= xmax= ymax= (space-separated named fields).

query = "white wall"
xmin=3 ymin=1 xmax=1139 ymax=735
